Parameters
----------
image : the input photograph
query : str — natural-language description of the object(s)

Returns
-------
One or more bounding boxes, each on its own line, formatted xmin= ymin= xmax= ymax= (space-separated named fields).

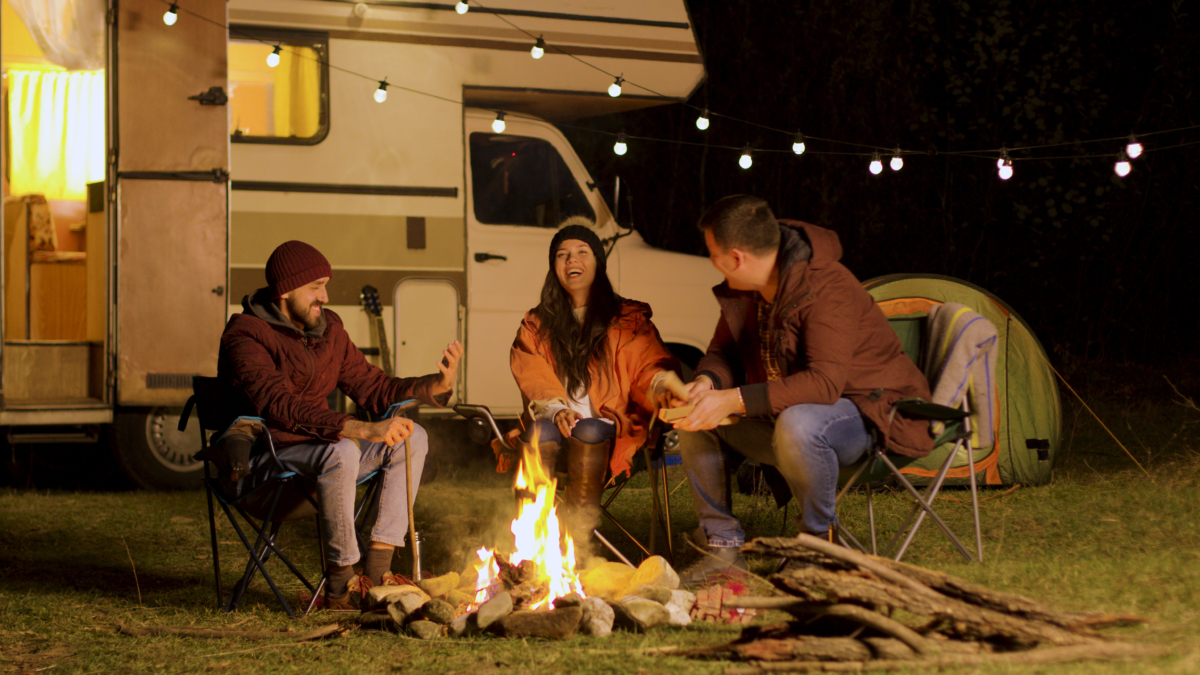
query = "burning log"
xmin=688 ymin=534 xmax=1162 ymax=671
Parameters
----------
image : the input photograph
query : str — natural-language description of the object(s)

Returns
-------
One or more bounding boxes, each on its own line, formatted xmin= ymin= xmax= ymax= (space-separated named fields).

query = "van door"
xmin=110 ymin=0 xmax=229 ymax=488
xmin=463 ymin=112 xmax=609 ymax=416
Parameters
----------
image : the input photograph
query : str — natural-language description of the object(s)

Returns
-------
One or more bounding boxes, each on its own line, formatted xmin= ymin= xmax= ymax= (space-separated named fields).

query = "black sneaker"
xmin=678 ymin=546 xmax=749 ymax=589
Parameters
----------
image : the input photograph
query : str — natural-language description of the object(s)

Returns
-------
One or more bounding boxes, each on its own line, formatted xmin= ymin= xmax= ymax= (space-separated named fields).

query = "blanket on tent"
xmin=924 ymin=302 xmax=998 ymax=448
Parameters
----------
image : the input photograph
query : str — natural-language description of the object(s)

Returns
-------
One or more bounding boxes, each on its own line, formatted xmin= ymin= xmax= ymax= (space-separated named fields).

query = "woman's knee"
xmin=520 ymin=419 xmax=561 ymax=445
xmin=571 ymin=419 xmax=615 ymax=445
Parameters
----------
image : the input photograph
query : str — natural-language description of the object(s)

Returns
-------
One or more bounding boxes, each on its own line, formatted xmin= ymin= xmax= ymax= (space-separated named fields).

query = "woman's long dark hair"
xmin=533 ymin=254 xmax=620 ymax=398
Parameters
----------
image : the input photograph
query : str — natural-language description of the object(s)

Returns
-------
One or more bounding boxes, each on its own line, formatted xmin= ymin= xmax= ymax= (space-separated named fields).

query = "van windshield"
xmin=470 ymin=133 xmax=595 ymax=228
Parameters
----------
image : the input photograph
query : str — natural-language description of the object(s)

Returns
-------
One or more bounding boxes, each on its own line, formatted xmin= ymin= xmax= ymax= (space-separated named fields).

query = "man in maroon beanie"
xmin=218 ymin=240 xmax=463 ymax=610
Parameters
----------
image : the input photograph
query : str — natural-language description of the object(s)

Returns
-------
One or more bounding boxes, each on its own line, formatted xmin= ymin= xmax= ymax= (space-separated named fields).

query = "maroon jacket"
xmin=697 ymin=221 xmax=934 ymax=457
xmin=218 ymin=289 xmax=447 ymax=447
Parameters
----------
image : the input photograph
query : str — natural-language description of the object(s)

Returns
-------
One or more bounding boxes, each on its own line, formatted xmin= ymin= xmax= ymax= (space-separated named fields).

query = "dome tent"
xmin=864 ymin=274 xmax=1062 ymax=486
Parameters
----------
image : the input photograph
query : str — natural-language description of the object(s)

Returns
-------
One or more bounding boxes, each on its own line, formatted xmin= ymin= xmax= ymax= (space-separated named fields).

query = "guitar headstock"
xmin=359 ymin=285 xmax=383 ymax=318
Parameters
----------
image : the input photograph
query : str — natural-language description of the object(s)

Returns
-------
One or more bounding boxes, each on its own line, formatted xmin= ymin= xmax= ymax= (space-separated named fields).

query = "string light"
xmin=739 ymin=145 xmax=753 ymax=169
xmin=531 ymin=36 xmax=545 ymax=60
xmin=492 ymin=111 xmax=506 ymax=133
xmin=163 ymin=2 xmax=179 ymax=25
xmin=997 ymin=149 xmax=1013 ymax=180
xmin=1114 ymin=150 xmax=1132 ymax=177
xmin=890 ymin=148 xmax=903 ymax=171
xmin=696 ymin=108 xmax=710 ymax=131
xmin=374 ymin=80 xmax=388 ymax=103
xmin=608 ymin=76 xmax=624 ymax=98
xmin=613 ymin=132 xmax=628 ymax=156
xmin=1125 ymin=134 xmax=1143 ymax=160
xmin=792 ymin=132 xmax=806 ymax=155
xmin=455 ymin=0 xmax=469 ymax=14
xmin=869 ymin=153 xmax=883 ymax=175
xmin=266 ymin=45 xmax=281 ymax=68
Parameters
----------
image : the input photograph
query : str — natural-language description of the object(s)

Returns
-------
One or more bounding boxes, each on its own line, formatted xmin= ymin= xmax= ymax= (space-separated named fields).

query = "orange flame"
xmin=472 ymin=426 xmax=585 ymax=611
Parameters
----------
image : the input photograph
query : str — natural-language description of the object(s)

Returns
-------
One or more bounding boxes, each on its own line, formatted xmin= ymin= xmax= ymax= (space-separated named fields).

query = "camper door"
xmin=114 ymin=0 xmax=230 ymax=406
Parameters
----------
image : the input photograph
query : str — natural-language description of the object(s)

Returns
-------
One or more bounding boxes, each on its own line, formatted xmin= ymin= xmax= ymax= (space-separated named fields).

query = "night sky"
xmin=562 ymin=0 xmax=1199 ymax=365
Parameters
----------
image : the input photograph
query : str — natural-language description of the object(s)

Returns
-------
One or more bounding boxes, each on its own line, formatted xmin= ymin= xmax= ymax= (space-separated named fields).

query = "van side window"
xmin=470 ymin=133 xmax=595 ymax=227
xmin=229 ymin=28 xmax=330 ymax=145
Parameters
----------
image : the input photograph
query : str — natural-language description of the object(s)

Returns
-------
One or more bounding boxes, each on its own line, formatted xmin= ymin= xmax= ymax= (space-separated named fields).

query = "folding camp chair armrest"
xmin=893 ymin=398 xmax=969 ymax=421
xmin=453 ymin=403 xmax=515 ymax=452
xmin=179 ymin=395 xmax=198 ymax=432
xmin=385 ymin=399 xmax=420 ymax=419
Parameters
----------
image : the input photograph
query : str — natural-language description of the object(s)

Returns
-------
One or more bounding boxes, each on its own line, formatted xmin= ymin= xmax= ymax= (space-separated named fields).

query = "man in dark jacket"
xmin=672 ymin=196 xmax=932 ymax=587
xmin=218 ymin=240 xmax=462 ymax=609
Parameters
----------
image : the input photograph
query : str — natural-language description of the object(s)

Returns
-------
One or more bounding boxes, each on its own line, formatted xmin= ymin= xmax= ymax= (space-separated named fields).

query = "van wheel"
xmin=112 ymin=407 xmax=204 ymax=490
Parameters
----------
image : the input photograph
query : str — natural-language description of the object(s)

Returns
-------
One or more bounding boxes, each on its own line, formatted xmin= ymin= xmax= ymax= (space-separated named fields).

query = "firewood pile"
xmin=694 ymin=534 xmax=1165 ymax=673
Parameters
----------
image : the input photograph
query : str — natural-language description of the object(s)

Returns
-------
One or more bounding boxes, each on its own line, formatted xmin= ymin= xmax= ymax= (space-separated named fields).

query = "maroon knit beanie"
xmin=266 ymin=241 xmax=332 ymax=297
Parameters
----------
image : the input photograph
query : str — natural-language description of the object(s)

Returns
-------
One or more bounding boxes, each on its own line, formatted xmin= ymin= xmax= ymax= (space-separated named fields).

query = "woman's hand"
xmin=554 ymin=409 xmax=581 ymax=438
xmin=671 ymin=375 xmax=714 ymax=408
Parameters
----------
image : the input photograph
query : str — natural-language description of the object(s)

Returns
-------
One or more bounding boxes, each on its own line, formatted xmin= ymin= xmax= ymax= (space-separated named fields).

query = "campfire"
xmin=468 ymin=441 xmax=585 ymax=613
xmin=357 ymin=436 xmax=696 ymax=640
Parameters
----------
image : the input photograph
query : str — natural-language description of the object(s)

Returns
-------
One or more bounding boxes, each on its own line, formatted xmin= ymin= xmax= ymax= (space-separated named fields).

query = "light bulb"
xmin=998 ymin=160 xmax=1013 ymax=180
xmin=869 ymin=154 xmax=883 ymax=175
xmin=792 ymin=132 xmax=806 ymax=155
xmin=266 ymin=46 xmax=281 ymax=68
xmin=696 ymin=108 xmax=709 ymax=130
xmin=455 ymin=0 xmax=468 ymax=14
xmin=890 ymin=148 xmax=903 ymax=171
xmin=1126 ymin=134 xmax=1143 ymax=160
xmin=374 ymin=81 xmax=388 ymax=103
xmin=608 ymin=76 xmax=623 ymax=98
xmin=613 ymin=132 xmax=628 ymax=156
xmin=163 ymin=3 xmax=179 ymax=25
xmin=492 ymin=112 xmax=506 ymax=134
xmin=1114 ymin=160 xmax=1131 ymax=177
xmin=996 ymin=158 xmax=1006 ymax=169
xmin=531 ymin=37 xmax=545 ymax=59
xmin=739 ymin=145 xmax=752 ymax=169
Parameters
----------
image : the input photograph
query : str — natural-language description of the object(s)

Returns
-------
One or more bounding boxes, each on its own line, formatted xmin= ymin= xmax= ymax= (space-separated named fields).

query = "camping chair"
xmin=835 ymin=304 xmax=996 ymax=563
xmin=180 ymin=377 xmax=412 ymax=617
xmin=453 ymin=403 xmax=674 ymax=565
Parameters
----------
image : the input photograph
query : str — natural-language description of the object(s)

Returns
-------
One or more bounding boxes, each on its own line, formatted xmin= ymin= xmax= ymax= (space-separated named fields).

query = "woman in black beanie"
xmin=510 ymin=223 xmax=679 ymax=550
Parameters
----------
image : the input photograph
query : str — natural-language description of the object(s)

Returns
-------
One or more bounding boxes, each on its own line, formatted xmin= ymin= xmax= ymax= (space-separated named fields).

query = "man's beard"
xmin=287 ymin=295 xmax=323 ymax=329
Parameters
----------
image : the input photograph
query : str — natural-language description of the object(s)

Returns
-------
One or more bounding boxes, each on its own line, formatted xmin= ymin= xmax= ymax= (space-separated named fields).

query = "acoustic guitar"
xmin=359 ymin=285 xmax=393 ymax=375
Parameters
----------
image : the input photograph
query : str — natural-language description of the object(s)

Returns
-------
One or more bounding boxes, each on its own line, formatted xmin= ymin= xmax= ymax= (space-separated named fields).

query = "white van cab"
xmin=0 ymin=0 xmax=720 ymax=488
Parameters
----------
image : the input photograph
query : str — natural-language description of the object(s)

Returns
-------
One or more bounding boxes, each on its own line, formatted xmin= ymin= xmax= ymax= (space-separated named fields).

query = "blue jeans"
xmin=519 ymin=418 xmax=616 ymax=445
xmin=247 ymin=424 xmax=428 ymax=566
xmin=677 ymin=398 xmax=871 ymax=546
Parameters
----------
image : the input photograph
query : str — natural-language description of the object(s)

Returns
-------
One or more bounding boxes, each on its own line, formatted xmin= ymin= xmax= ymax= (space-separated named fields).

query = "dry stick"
xmin=728 ymin=599 xmax=937 ymax=656
xmin=120 ymin=537 xmax=142 ymax=607
xmin=115 ymin=623 xmax=343 ymax=641
xmin=783 ymin=534 xmax=941 ymax=599
xmin=204 ymin=640 xmax=338 ymax=659
xmin=722 ymin=641 xmax=1168 ymax=674
xmin=1042 ymin=357 xmax=1150 ymax=476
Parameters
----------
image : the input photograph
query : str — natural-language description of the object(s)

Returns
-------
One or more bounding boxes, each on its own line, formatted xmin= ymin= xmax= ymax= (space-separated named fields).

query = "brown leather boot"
xmin=516 ymin=437 xmax=560 ymax=483
xmin=564 ymin=437 xmax=611 ymax=545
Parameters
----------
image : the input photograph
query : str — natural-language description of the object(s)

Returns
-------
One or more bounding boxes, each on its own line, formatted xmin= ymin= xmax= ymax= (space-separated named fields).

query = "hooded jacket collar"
xmin=242 ymin=287 xmax=327 ymax=340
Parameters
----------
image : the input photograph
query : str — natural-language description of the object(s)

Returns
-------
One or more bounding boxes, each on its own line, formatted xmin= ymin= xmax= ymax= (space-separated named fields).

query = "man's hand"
xmin=343 ymin=416 xmax=415 ymax=447
xmin=673 ymin=388 xmax=744 ymax=432
xmin=670 ymin=375 xmax=714 ymax=408
xmin=554 ymin=409 xmax=581 ymax=438
xmin=433 ymin=340 xmax=464 ymax=396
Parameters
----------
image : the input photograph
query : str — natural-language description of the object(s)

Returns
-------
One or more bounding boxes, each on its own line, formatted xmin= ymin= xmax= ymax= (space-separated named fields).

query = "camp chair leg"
xmin=660 ymin=457 xmax=674 ymax=562
xmin=836 ymin=522 xmax=868 ymax=553
xmin=601 ymin=478 xmax=627 ymax=510
xmin=205 ymin=482 xmax=222 ymax=608
xmin=876 ymin=453 xmax=973 ymax=562
xmin=645 ymin=446 xmax=674 ymax=560
xmin=222 ymin=485 xmax=300 ymax=618
xmin=598 ymin=505 xmax=651 ymax=559
xmin=966 ymin=440 xmax=983 ymax=561
xmin=887 ymin=440 xmax=962 ymax=561
xmin=866 ymin=481 xmax=877 ymax=555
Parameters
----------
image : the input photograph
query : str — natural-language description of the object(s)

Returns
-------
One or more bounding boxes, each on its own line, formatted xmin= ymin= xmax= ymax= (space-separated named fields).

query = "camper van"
xmin=0 ymin=0 xmax=720 ymax=489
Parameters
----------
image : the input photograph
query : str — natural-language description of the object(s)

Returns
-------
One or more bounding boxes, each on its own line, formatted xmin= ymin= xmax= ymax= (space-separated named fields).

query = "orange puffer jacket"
xmin=510 ymin=299 xmax=680 ymax=476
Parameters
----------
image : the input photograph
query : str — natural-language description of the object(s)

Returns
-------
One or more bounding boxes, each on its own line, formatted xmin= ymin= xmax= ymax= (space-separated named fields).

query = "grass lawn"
xmin=2 ymin=384 xmax=1199 ymax=674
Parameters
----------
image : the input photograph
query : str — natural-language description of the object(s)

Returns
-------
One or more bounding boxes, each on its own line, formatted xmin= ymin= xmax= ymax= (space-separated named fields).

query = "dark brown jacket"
xmin=696 ymin=221 xmax=934 ymax=457
xmin=218 ymin=288 xmax=447 ymax=447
